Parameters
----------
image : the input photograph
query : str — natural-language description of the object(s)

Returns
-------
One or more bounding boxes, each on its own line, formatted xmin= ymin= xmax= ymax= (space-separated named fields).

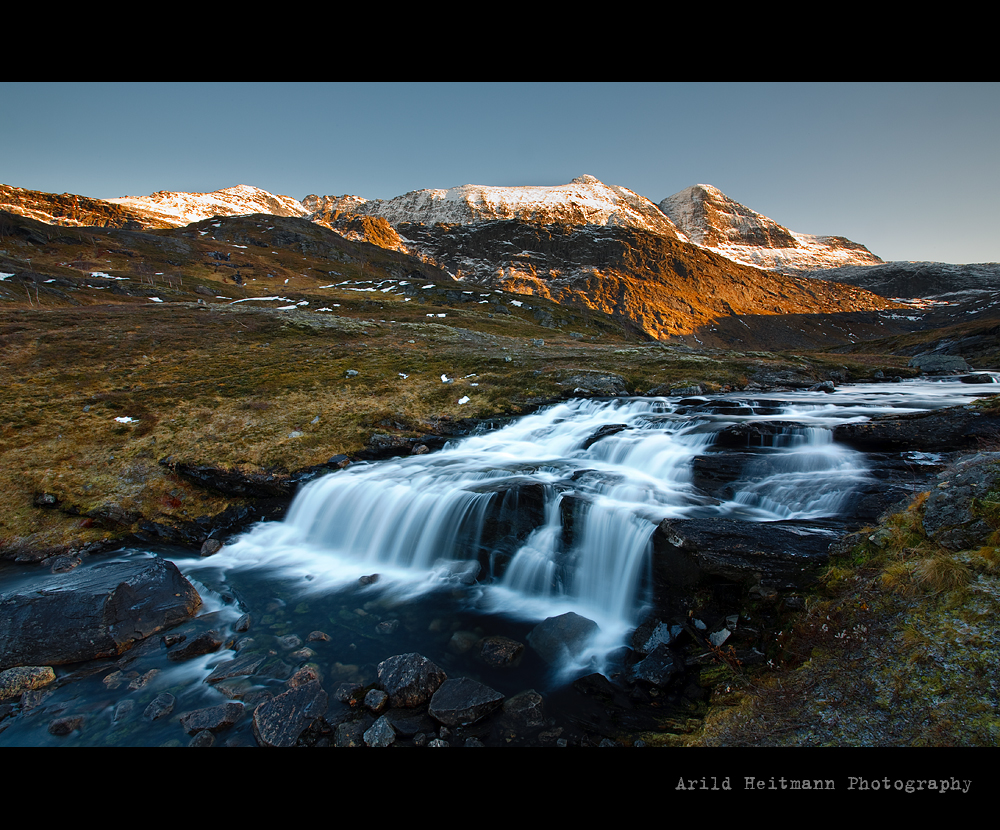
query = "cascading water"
xmin=200 ymin=389 xmax=914 ymax=667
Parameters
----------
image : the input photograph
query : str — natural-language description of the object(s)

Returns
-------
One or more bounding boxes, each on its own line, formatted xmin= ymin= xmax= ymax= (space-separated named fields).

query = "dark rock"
xmin=188 ymin=730 xmax=215 ymax=747
xmin=200 ymin=538 xmax=223 ymax=557
xmin=526 ymin=612 xmax=600 ymax=665
xmin=502 ymin=690 xmax=546 ymax=728
xmin=429 ymin=677 xmax=505 ymax=726
xmin=363 ymin=715 xmax=397 ymax=747
xmin=172 ymin=462 xmax=294 ymax=498
xmin=167 ymin=630 xmax=223 ymax=662
xmin=376 ymin=653 xmax=447 ymax=708
xmin=144 ymin=693 xmax=176 ymax=721
xmin=48 ymin=715 xmax=84 ymax=735
xmin=477 ymin=635 xmax=525 ymax=668
xmin=960 ymin=373 xmax=998 ymax=384
xmin=0 ymin=557 xmax=201 ymax=670
xmin=581 ymin=423 xmax=628 ymax=450
xmin=33 ymin=492 xmax=59 ymax=508
xmin=334 ymin=716 xmax=373 ymax=747
xmin=179 ymin=701 xmax=244 ymax=734
xmin=907 ymin=354 xmax=969 ymax=373
xmin=627 ymin=643 xmax=684 ymax=687
xmin=364 ymin=689 xmax=388 ymax=714
xmin=834 ymin=406 xmax=1000 ymax=452
xmin=252 ymin=680 xmax=328 ymax=747
xmin=653 ymin=518 xmax=834 ymax=594
xmin=559 ymin=372 xmax=630 ymax=397
xmin=920 ymin=452 xmax=1000 ymax=550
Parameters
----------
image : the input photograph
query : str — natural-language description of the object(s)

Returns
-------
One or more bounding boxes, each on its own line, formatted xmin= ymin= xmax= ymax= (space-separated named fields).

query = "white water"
xmin=198 ymin=379 xmax=996 ymax=666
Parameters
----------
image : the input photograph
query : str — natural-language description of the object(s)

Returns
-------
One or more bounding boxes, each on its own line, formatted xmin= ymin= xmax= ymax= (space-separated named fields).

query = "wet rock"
xmin=48 ymin=715 xmax=84 ymax=735
xmin=502 ymin=690 xmax=546 ymax=728
xmin=252 ymin=680 xmax=328 ymax=747
xmin=581 ymin=423 xmax=628 ymax=450
xmin=205 ymin=651 xmax=265 ymax=685
xmin=200 ymin=538 xmax=223 ymax=557
xmin=144 ymin=693 xmax=176 ymax=721
xmin=653 ymin=518 xmax=833 ymax=593
xmin=477 ymin=635 xmax=525 ymax=668
xmin=376 ymin=653 xmax=447 ymax=708
xmin=364 ymin=715 xmax=397 ymax=747
xmin=626 ymin=643 xmax=684 ymax=687
xmin=0 ymin=557 xmax=201 ymax=670
xmin=179 ymin=701 xmax=245 ymax=734
xmin=167 ymin=630 xmax=223 ymax=662
xmin=834 ymin=406 xmax=1000 ymax=452
xmin=364 ymin=689 xmax=388 ymax=714
xmin=526 ymin=612 xmax=600 ymax=665
xmin=429 ymin=677 xmax=505 ymax=727
xmin=334 ymin=716 xmax=373 ymax=747
xmin=0 ymin=666 xmax=56 ymax=701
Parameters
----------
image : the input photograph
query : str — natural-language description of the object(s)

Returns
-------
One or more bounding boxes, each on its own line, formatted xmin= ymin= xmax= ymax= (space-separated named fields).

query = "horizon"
xmin=2 ymin=81 xmax=998 ymax=265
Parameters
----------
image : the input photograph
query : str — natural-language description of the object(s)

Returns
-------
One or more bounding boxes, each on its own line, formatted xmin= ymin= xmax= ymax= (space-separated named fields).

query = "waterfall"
xmin=207 ymin=383 xmax=987 ymax=657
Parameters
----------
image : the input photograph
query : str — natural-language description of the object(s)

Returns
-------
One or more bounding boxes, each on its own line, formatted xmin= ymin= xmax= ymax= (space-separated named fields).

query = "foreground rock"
xmin=833 ymin=405 xmax=1000 ymax=452
xmin=653 ymin=518 xmax=835 ymax=594
xmin=252 ymin=681 xmax=329 ymax=747
xmin=376 ymin=653 xmax=447 ymax=708
xmin=0 ymin=557 xmax=201 ymax=670
xmin=527 ymin=612 xmax=600 ymax=665
xmin=428 ymin=677 xmax=505 ymax=726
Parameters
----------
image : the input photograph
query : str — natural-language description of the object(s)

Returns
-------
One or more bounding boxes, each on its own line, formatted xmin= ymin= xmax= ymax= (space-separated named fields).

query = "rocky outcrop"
xmin=659 ymin=184 xmax=883 ymax=272
xmin=0 ymin=557 xmax=201 ymax=670
xmin=833 ymin=405 xmax=1000 ymax=452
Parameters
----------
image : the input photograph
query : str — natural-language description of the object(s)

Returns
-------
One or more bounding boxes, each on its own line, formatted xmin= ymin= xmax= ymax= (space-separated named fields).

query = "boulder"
xmin=376 ymin=653 xmax=447 ymax=708
xmin=526 ymin=612 xmax=600 ymax=665
xmin=252 ymin=680 xmax=329 ymax=747
xmin=0 ymin=557 xmax=201 ymax=670
xmin=0 ymin=666 xmax=56 ymax=701
xmin=179 ymin=701 xmax=245 ymax=734
xmin=834 ymin=406 xmax=1000 ymax=453
xmin=429 ymin=677 xmax=505 ymax=726
xmin=653 ymin=518 xmax=834 ymax=594
xmin=626 ymin=643 xmax=684 ymax=687
xmin=907 ymin=354 xmax=969 ymax=373
xmin=920 ymin=452 xmax=1000 ymax=551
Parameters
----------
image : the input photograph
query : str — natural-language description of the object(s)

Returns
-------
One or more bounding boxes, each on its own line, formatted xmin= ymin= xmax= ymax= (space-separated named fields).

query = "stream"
xmin=1 ymin=377 xmax=996 ymax=746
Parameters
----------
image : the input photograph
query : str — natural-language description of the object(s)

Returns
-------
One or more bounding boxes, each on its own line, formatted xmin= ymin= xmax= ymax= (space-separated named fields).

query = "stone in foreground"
xmin=376 ymin=653 xmax=447 ymax=708
xmin=0 ymin=557 xmax=201 ymax=670
xmin=429 ymin=677 xmax=505 ymax=726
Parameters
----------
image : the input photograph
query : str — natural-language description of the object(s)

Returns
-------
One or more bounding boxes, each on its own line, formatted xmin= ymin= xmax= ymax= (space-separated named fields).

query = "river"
xmin=1 ymin=377 xmax=996 ymax=746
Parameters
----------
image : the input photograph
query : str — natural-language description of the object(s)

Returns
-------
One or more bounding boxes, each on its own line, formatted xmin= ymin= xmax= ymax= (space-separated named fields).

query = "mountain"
xmin=658 ymin=184 xmax=883 ymax=272
xmin=0 ymin=183 xmax=148 ymax=230
xmin=105 ymin=185 xmax=309 ymax=228
xmin=325 ymin=175 xmax=686 ymax=240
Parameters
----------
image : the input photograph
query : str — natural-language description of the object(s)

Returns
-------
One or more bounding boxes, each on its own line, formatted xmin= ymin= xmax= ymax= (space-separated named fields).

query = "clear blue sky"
xmin=2 ymin=82 xmax=998 ymax=264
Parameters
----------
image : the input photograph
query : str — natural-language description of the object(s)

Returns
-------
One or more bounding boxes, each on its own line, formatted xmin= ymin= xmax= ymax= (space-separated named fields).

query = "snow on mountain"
xmin=327 ymin=175 xmax=686 ymax=240
xmin=658 ymin=184 xmax=883 ymax=272
xmin=105 ymin=184 xmax=309 ymax=228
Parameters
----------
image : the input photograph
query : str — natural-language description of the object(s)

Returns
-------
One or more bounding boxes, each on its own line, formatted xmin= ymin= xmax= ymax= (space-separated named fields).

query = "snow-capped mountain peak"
xmin=106 ymin=184 xmax=309 ymax=227
xmin=323 ymin=175 xmax=686 ymax=239
xmin=658 ymin=184 xmax=882 ymax=272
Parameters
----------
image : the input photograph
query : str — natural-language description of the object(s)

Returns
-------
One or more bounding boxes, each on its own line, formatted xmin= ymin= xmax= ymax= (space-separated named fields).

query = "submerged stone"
xmin=526 ymin=612 xmax=600 ymax=665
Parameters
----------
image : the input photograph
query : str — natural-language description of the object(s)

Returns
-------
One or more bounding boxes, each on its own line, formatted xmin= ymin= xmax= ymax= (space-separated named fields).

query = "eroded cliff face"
xmin=0 ymin=185 xmax=148 ymax=229
xmin=391 ymin=219 xmax=898 ymax=341
xmin=659 ymin=184 xmax=883 ymax=272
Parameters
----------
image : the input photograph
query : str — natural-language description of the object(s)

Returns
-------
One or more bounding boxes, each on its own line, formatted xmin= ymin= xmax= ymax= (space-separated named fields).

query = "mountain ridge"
xmin=1 ymin=176 xmax=883 ymax=274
